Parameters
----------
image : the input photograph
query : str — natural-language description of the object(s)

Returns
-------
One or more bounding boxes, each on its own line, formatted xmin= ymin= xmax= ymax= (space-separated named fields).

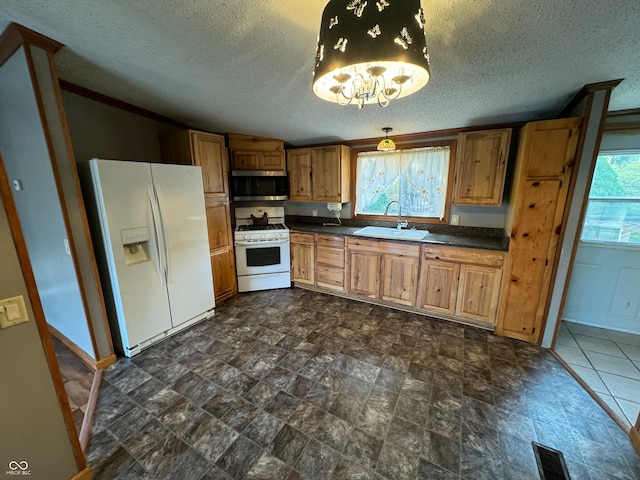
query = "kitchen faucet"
xmin=383 ymin=200 xmax=408 ymax=229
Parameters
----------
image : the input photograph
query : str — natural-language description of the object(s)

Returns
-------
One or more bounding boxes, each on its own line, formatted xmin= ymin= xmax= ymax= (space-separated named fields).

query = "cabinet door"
xmin=191 ymin=132 xmax=228 ymax=197
xmin=418 ymin=260 xmax=459 ymax=314
xmin=232 ymin=151 xmax=259 ymax=170
xmin=291 ymin=242 xmax=315 ymax=285
xmin=211 ymin=249 xmax=237 ymax=302
xmin=316 ymin=245 xmax=344 ymax=269
xmin=206 ymin=200 xmax=232 ymax=251
xmin=521 ymin=119 xmax=581 ymax=178
xmin=312 ymin=146 xmax=342 ymax=202
xmin=260 ymin=152 xmax=285 ymax=171
xmin=456 ymin=264 xmax=502 ymax=325
xmin=316 ymin=266 xmax=345 ymax=292
xmin=288 ymin=149 xmax=313 ymax=201
xmin=501 ymin=179 xmax=563 ymax=335
xmin=205 ymin=199 xmax=237 ymax=302
xmin=348 ymin=251 xmax=380 ymax=299
xmin=454 ymin=129 xmax=511 ymax=206
xmin=381 ymin=254 xmax=420 ymax=306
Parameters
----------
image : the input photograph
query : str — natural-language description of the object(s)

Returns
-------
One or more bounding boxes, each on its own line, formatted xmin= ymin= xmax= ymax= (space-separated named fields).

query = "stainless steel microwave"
xmin=231 ymin=171 xmax=288 ymax=201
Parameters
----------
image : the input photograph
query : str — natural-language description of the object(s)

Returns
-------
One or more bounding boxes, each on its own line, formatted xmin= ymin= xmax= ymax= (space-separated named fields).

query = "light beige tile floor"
xmin=557 ymin=321 xmax=640 ymax=426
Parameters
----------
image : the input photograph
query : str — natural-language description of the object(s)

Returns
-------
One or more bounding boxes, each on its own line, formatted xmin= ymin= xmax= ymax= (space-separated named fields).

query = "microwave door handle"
xmin=235 ymin=239 xmax=290 ymax=247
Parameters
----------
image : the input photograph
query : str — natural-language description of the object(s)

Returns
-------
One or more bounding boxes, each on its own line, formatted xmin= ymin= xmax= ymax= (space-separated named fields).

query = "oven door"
xmin=234 ymin=238 xmax=291 ymax=276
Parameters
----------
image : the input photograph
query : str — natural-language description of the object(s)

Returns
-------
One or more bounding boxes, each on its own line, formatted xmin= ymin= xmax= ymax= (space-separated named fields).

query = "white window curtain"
xmin=355 ymin=146 xmax=450 ymax=219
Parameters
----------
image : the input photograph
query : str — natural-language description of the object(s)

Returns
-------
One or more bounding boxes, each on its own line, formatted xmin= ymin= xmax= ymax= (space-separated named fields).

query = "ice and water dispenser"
xmin=121 ymin=227 xmax=151 ymax=265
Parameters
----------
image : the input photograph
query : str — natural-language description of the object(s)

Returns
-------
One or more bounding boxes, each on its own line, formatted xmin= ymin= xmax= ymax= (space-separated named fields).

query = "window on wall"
xmin=354 ymin=146 xmax=451 ymax=220
xmin=581 ymin=151 xmax=640 ymax=244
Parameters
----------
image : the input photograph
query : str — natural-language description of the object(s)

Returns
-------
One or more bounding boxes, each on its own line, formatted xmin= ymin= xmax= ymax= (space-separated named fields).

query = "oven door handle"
xmin=235 ymin=239 xmax=290 ymax=247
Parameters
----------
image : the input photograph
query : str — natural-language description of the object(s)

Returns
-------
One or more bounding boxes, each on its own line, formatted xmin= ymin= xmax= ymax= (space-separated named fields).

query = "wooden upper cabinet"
xmin=228 ymin=133 xmax=286 ymax=172
xmin=160 ymin=130 xmax=229 ymax=198
xmin=287 ymin=149 xmax=313 ymax=201
xmin=287 ymin=145 xmax=350 ymax=203
xmin=312 ymin=146 xmax=351 ymax=202
xmin=231 ymin=150 xmax=285 ymax=171
xmin=453 ymin=128 xmax=512 ymax=206
xmin=522 ymin=122 xmax=581 ymax=178
xmin=192 ymin=132 xmax=228 ymax=196
xmin=261 ymin=151 xmax=286 ymax=170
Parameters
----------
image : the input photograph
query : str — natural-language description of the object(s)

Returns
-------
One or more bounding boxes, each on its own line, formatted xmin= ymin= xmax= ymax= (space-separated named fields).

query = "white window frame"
xmin=581 ymin=149 xmax=640 ymax=245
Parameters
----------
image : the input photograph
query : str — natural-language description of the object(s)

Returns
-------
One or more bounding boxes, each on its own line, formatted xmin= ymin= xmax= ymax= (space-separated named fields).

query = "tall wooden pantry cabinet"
xmin=496 ymin=117 xmax=581 ymax=343
xmin=160 ymin=130 xmax=237 ymax=302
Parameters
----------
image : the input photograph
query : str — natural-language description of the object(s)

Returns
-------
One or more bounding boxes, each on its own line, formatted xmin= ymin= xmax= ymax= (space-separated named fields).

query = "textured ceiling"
xmin=1 ymin=1 xmax=639 ymax=146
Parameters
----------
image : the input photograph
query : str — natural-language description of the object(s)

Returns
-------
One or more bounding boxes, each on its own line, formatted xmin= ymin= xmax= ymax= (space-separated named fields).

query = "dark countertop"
xmin=286 ymin=217 xmax=510 ymax=252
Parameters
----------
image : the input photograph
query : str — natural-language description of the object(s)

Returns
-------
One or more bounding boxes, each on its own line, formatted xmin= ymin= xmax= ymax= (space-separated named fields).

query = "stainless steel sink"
xmin=352 ymin=226 xmax=428 ymax=241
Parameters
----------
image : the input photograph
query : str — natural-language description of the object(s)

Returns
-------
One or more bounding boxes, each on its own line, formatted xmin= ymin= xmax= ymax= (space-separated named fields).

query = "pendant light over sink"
xmin=312 ymin=0 xmax=431 ymax=109
xmin=377 ymin=127 xmax=396 ymax=151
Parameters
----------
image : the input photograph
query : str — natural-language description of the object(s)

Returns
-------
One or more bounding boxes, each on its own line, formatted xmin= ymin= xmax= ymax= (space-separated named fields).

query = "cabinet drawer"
xmin=316 ymin=266 xmax=345 ymax=291
xmin=316 ymin=234 xmax=345 ymax=248
xmin=422 ymin=245 xmax=504 ymax=267
xmin=317 ymin=246 xmax=344 ymax=268
xmin=290 ymin=232 xmax=315 ymax=245
xmin=347 ymin=237 xmax=420 ymax=257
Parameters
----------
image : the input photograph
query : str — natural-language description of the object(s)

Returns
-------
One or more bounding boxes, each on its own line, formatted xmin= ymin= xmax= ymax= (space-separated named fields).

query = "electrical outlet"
xmin=0 ymin=295 xmax=29 ymax=329
xmin=312 ymin=209 xmax=318 ymax=217
xmin=451 ymin=214 xmax=460 ymax=225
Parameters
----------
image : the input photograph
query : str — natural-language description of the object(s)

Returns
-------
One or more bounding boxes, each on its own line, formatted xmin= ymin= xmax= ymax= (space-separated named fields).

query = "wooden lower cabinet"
xmin=418 ymin=260 xmax=459 ymax=314
xmin=290 ymin=232 xmax=315 ymax=285
xmin=348 ymin=251 xmax=380 ymax=298
xmin=291 ymin=232 xmax=506 ymax=327
xmin=316 ymin=235 xmax=345 ymax=292
xmin=210 ymin=249 xmax=236 ymax=302
xmin=205 ymin=199 xmax=237 ymax=302
xmin=456 ymin=264 xmax=502 ymax=324
xmin=418 ymin=245 xmax=505 ymax=326
xmin=381 ymin=254 xmax=420 ymax=306
xmin=347 ymin=238 xmax=420 ymax=306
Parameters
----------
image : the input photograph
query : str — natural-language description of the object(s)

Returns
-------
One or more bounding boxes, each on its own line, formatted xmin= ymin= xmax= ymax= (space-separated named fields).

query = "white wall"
xmin=0 ymin=47 xmax=94 ymax=358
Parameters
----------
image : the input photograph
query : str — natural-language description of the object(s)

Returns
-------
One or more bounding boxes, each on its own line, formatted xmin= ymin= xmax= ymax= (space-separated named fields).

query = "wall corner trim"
xmin=0 ymin=23 xmax=64 ymax=66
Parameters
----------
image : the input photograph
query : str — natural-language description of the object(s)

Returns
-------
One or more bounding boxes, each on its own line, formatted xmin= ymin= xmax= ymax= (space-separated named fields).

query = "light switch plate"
xmin=0 ymin=295 xmax=29 ymax=329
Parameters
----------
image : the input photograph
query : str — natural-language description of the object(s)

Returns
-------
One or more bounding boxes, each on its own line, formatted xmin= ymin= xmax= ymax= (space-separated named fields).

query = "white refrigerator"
xmin=89 ymin=159 xmax=215 ymax=357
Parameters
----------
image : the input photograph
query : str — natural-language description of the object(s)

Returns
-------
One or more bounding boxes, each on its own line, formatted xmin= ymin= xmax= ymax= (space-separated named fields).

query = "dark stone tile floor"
xmin=87 ymin=288 xmax=640 ymax=479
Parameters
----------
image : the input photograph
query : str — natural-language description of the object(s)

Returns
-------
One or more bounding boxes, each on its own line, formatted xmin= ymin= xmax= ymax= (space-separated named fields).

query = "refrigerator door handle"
xmin=154 ymin=184 xmax=172 ymax=284
xmin=148 ymin=185 xmax=166 ymax=285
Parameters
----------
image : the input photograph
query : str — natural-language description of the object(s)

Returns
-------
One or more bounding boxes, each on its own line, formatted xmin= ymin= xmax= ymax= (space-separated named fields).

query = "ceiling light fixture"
xmin=377 ymin=127 xmax=396 ymax=151
xmin=312 ymin=0 xmax=431 ymax=110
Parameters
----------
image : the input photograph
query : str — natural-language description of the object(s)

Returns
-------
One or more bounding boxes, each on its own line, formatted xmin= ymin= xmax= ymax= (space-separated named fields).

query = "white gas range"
xmin=234 ymin=206 xmax=291 ymax=292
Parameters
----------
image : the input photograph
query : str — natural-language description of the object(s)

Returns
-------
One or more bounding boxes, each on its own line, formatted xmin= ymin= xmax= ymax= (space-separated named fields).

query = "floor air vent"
xmin=532 ymin=442 xmax=571 ymax=480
